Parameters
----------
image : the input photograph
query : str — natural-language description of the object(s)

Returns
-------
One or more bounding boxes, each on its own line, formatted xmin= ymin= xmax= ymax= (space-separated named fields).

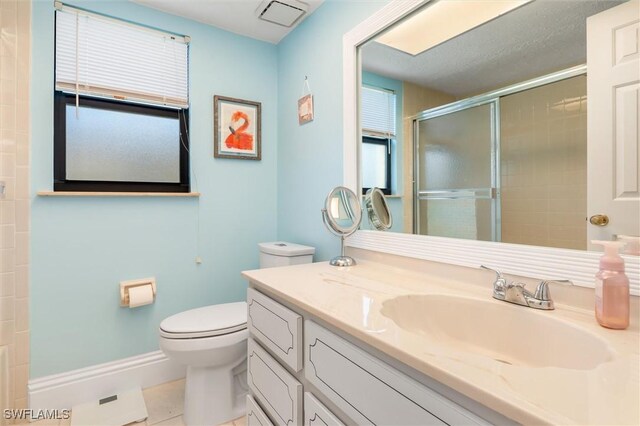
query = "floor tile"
xmin=149 ymin=415 xmax=184 ymax=426
xmin=142 ymin=379 xmax=185 ymax=425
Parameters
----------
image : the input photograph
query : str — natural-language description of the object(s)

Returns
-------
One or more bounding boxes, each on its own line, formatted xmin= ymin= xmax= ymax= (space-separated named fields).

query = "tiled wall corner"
xmin=0 ymin=0 xmax=31 ymax=422
xmin=500 ymin=75 xmax=587 ymax=250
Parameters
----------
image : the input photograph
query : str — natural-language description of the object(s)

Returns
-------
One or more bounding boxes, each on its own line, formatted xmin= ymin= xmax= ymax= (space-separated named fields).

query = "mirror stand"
xmin=321 ymin=186 xmax=363 ymax=267
xmin=332 ymin=234 xmax=357 ymax=267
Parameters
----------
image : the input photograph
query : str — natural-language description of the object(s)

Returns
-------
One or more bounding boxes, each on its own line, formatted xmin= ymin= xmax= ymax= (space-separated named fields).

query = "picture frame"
xmin=214 ymin=95 xmax=262 ymax=160
xmin=298 ymin=93 xmax=314 ymax=125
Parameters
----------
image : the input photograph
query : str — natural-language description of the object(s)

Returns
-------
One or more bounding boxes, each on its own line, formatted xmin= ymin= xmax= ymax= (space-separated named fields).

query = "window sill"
xmin=37 ymin=191 xmax=200 ymax=197
xmin=361 ymin=194 xmax=403 ymax=199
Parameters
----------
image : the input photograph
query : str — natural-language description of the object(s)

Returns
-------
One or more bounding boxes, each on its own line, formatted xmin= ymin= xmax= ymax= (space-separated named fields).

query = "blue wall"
xmin=276 ymin=1 xmax=389 ymax=261
xmin=30 ymin=0 xmax=279 ymax=377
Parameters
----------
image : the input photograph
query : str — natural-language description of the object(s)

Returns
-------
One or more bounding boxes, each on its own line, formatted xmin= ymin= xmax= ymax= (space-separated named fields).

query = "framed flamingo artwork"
xmin=213 ymin=95 xmax=262 ymax=160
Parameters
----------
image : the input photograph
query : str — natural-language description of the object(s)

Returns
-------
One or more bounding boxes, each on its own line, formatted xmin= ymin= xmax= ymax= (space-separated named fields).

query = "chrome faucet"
xmin=480 ymin=265 xmax=572 ymax=310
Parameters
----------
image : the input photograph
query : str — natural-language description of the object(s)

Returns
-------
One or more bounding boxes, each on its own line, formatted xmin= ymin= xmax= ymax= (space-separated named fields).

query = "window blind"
xmin=361 ymin=86 xmax=396 ymax=137
xmin=55 ymin=5 xmax=189 ymax=108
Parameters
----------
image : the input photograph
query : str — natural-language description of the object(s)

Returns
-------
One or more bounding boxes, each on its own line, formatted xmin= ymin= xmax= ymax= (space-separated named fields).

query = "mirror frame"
xmin=342 ymin=0 xmax=639 ymax=295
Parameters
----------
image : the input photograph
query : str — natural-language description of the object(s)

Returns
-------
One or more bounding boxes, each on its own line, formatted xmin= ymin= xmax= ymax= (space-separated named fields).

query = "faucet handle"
xmin=480 ymin=265 xmax=504 ymax=279
xmin=534 ymin=279 xmax=573 ymax=301
xmin=480 ymin=265 xmax=509 ymax=290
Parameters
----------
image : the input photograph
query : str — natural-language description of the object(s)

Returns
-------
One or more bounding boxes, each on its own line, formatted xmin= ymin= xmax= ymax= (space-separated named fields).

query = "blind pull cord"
xmin=75 ymin=11 xmax=80 ymax=118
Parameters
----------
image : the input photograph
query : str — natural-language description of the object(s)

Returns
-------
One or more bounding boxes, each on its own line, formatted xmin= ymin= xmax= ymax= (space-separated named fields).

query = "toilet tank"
xmin=259 ymin=242 xmax=315 ymax=268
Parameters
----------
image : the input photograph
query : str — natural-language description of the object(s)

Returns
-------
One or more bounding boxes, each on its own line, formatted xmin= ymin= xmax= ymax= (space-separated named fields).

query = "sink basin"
xmin=381 ymin=295 xmax=614 ymax=370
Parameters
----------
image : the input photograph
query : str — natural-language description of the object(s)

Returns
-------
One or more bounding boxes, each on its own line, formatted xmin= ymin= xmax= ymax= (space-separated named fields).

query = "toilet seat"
xmin=160 ymin=302 xmax=247 ymax=339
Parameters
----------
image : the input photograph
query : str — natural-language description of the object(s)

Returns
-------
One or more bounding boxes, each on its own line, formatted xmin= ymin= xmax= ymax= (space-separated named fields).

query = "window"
xmin=361 ymin=86 xmax=396 ymax=195
xmin=362 ymin=136 xmax=391 ymax=194
xmin=54 ymin=4 xmax=190 ymax=192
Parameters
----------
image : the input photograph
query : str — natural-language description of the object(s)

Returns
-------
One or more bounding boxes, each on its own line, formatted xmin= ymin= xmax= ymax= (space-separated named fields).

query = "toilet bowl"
xmin=159 ymin=242 xmax=315 ymax=426
xmin=159 ymin=302 xmax=248 ymax=426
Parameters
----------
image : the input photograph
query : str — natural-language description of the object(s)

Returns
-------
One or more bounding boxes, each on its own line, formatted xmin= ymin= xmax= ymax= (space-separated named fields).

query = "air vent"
xmin=256 ymin=0 xmax=308 ymax=28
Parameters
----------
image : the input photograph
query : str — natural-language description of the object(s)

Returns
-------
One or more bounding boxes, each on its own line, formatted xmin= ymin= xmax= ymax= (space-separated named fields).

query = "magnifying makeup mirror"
xmin=365 ymin=187 xmax=393 ymax=231
xmin=321 ymin=186 xmax=362 ymax=267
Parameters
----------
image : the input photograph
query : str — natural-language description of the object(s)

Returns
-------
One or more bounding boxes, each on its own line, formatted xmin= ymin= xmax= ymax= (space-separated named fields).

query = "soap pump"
xmin=591 ymin=240 xmax=629 ymax=330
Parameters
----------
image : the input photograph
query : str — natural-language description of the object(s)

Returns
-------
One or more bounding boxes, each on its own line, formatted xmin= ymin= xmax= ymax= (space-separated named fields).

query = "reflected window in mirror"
xmin=362 ymin=136 xmax=391 ymax=195
xmin=361 ymin=82 xmax=400 ymax=196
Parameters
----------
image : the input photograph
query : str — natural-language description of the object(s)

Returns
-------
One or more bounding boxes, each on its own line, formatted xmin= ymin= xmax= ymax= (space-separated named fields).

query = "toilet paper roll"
xmin=128 ymin=285 xmax=154 ymax=308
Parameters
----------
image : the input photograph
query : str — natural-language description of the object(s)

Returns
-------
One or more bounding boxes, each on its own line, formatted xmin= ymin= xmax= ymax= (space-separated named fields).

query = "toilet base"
xmin=183 ymin=359 xmax=247 ymax=426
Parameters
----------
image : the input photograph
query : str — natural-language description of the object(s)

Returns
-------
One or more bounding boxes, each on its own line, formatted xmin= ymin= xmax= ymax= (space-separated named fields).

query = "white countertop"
xmin=242 ymin=259 xmax=640 ymax=425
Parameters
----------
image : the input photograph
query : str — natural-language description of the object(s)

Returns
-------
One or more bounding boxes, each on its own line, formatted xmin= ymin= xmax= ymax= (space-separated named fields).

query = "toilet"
xmin=159 ymin=242 xmax=314 ymax=426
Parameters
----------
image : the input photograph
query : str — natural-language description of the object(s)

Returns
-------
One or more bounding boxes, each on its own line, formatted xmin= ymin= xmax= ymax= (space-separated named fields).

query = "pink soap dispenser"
xmin=592 ymin=240 xmax=629 ymax=330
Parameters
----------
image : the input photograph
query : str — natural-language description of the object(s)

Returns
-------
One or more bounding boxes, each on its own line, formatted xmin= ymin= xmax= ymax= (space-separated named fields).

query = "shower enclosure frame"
xmin=411 ymin=64 xmax=587 ymax=241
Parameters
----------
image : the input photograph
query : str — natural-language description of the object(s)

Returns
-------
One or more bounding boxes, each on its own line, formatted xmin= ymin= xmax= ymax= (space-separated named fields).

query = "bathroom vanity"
xmin=242 ymin=253 xmax=639 ymax=425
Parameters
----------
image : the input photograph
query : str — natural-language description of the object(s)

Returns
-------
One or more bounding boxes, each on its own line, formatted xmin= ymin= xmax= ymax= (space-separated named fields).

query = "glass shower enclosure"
xmin=414 ymin=100 xmax=500 ymax=242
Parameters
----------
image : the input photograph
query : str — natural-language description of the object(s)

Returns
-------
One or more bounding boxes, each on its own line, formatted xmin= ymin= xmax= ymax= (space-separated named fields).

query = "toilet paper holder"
xmin=120 ymin=278 xmax=156 ymax=307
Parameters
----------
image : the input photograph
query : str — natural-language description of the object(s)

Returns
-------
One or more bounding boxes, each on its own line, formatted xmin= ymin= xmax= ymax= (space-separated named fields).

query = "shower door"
xmin=414 ymin=100 xmax=500 ymax=241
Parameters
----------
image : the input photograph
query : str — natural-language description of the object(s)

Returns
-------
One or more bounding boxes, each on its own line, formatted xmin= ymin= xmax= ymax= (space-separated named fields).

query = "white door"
xmin=587 ymin=0 xmax=640 ymax=248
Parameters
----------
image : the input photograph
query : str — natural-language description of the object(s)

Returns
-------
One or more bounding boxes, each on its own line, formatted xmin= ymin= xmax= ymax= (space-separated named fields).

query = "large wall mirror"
xmin=357 ymin=0 xmax=640 ymax=257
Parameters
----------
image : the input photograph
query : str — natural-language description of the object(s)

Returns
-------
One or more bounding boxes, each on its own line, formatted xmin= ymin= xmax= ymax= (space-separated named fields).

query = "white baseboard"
xmin=28 ymin=351 xmax=186 ymax=411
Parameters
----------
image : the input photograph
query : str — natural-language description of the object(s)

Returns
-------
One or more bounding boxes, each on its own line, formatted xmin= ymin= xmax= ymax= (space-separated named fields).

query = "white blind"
xmin=361 ymin=86 xmax=396 ymax=137
xmin=55 ymin=5 xmax=189 ymax=108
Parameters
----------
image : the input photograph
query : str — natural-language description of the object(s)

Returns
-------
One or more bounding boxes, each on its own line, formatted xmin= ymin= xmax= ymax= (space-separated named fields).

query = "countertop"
xmin=242 ymin=260 xmax=640 ymax=425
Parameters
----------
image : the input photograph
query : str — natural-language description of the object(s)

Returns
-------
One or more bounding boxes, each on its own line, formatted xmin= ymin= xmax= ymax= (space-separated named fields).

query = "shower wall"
xmin=0 ymin=0 xmax=31 ymax=419
xmin=500 ymin=76 xmax=587 ymax=250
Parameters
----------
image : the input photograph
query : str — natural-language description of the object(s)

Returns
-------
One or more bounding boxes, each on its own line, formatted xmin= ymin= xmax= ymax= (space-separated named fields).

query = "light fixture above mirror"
xmin=376 ymin=0 xmax=532 ymax=56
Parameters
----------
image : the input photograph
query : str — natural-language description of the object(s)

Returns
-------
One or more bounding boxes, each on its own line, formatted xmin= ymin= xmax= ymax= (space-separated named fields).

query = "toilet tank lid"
xmin=259 ymin=242 xmax=315 ymax=257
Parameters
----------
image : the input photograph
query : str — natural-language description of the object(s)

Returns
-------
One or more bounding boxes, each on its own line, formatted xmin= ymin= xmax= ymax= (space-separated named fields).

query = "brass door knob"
xmin=589 ymin=214 xmax=609 ymax=226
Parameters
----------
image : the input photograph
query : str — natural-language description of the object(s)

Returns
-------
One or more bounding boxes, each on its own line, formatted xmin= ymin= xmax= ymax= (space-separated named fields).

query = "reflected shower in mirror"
xmin=358 ymin=0 xmax=639 ymax=254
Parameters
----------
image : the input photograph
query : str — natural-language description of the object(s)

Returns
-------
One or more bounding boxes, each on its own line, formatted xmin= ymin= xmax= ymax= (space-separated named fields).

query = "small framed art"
xmin=214 ymin=95 xmax=262 ymax=160
xmin=298 ymin=94 xmax=314 ymax=125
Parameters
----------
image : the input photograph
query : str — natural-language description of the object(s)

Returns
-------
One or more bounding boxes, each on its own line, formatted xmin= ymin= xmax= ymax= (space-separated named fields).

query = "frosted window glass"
xmin=418 ymin=104 xmax=492 ymax=190
xmin=65 ymin=104 xmax=180 ymax=183
xmin=362 ymin=142 xmax=388 ymax=189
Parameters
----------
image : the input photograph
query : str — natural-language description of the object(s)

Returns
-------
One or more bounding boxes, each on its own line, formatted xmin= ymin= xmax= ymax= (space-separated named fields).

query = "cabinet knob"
xmin=589 ymin=214 xmax=609 ymax=226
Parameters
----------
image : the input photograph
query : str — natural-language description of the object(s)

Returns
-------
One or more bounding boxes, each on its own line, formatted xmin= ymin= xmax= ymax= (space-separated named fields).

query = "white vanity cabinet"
xmin=246 ymin=287 xmax=490 ymax=426
xmin=247 ymin=287 xmax=303 ymax=371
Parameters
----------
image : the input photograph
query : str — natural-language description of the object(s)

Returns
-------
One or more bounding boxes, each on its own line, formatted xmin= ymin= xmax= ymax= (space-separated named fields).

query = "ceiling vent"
xmin=256 ymin=0 xmax=308 ymax=28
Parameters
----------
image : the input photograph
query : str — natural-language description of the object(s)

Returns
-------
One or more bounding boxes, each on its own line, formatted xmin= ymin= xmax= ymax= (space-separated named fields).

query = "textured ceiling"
xmin=361 ymin=0 xmax=626 ymax=98
xmin=131 ymin=0 xmax=324 ymax=44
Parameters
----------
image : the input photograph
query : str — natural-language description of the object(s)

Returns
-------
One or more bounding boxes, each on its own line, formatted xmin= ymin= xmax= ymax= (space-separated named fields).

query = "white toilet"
xmin=159 ymin=242 xmax=314 ymax=426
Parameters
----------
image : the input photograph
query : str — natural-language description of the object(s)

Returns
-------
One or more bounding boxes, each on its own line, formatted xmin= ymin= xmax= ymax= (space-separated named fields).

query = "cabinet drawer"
xmin=303 ymin=392 xmax=344 ymax=426
xmin=247 ymin=394 xmax=275 ymax=426
xmin=248 ymin=338 xmax=303 ymax=426
xmin=247 ymin=287 xmax=303 ymax=371
xmin=304 ymin=321 xmax=487 ymax=426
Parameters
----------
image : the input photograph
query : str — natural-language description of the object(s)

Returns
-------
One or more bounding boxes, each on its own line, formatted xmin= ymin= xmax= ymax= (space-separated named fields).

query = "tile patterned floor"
xmin=33 ymin=379 xmax=245 ymax=426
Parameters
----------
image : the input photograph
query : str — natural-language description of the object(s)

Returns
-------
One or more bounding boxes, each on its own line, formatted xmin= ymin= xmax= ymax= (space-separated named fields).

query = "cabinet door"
xmin=248 ymin=338 xmax=303 ymax=426
xmin=304 ymin=321 xmax=487 ymax=425
xmin=303 ymin=392 xmax=345 ymax=426
xmin=247 ymin=287 xmax=303 ymax=371
xmin=247 ymin=394 xmax=275 ymax=426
